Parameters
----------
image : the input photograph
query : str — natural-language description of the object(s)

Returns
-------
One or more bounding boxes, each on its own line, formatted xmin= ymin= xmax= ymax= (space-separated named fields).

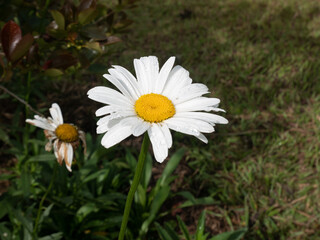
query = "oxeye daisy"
xmin=88 ymin=56 xmax=228 ymax=163
xmin=26 ymin=103 xmax=86 ymax=171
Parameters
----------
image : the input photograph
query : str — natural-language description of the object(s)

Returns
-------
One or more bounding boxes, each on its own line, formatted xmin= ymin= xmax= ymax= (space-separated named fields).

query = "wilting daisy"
xmin=26 ymin=103 xmax=86 ymax=171
xmin=88 ymin=56 xmax=228 ymax=163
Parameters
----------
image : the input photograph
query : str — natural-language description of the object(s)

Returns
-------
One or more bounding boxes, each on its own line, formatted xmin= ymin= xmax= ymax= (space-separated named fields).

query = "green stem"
xmin=118 ymin=133 xmax=150 ymax=240
xmin=25 ymin=71 xmax=32 ymax=117
xmin=33 ymin=163 xmax=58 ymax=240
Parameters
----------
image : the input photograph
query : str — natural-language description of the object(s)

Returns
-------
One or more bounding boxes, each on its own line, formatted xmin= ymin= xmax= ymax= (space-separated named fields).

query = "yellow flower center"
xmin=135 ymin=93 xmax=175 ymax=123
xmin=55 ymin=124 xmax=79 ymax=143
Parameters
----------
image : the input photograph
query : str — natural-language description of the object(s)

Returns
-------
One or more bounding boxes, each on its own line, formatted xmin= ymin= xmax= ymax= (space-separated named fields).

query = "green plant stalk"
xmin=25 ymin=71 xmax=32 ymax=117
xmin=118 ymin=133 xmax=150 ymax=240
xmin=32 ymin=162 xmax=58 ymax=240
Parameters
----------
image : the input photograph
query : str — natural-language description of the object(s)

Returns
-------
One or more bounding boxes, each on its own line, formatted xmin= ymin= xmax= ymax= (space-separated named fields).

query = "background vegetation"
xmin=1 ymin=0 xmax=320 ymax=239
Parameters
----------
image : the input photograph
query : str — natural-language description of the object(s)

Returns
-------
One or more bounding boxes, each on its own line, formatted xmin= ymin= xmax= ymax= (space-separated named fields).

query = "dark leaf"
xmin=78 ymin=0 xmax=96 ymax=12
xmin=0 ymin=56 xmax=4 ymax=79
xmin=49 ymin=52 xmax=78 ymax=70
xmin=27 ymin=43 xmax=39 ymax=64
xmin=155 ymin=222 xmax=175 ymax=240
xmin=44 ymin=68 xmax=64 ymax=77
xmin=0 ymin=55 xmax=4 ymax=68
xmin=1 ymin=21 xmax=22 ymax=60
xmin=100 ymin=36 xmax=122 ymax=46
xmin=61 ymin=2 xmax=75 ymax=24
xmin=78 ymin=8 xmax=97 ymax=25
xmin=85 ymin=42 xmax=101 ymax=52
xmin=3 ymin=69 xmax=13 ymax=82
xmin=39 ymin=232 xmax=63 ymax=240
xmin=209 ymin=228 xmax=247 ymax=240
xmin=80 ymin=25 xmax=108 ymax=40
xmin=50 ymin=10 xmax=65 ymax=30
xmin=10 ymin=33 xmax=34 ymax=63
xmin=113 ymin=19 xmax=133 ymax=29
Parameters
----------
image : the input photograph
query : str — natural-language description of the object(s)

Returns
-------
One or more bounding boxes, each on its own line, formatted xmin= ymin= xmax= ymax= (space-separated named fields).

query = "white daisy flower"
xmin=88 ymin=56 xmax=228 ymax=163
xmin=26 ymin=103 xmax=86 ymax=171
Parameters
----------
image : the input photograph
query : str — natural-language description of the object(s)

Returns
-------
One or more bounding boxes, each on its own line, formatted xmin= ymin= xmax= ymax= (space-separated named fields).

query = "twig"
xmin=217 ymin=129 xmax=270 ymax=136
xmin=0 ymin=84 xmax=43 ymax=116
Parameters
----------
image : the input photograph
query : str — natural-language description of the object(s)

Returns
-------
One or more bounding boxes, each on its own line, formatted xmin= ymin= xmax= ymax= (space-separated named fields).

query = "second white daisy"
xmin=88 ymin=56 xmax=228 ymax=163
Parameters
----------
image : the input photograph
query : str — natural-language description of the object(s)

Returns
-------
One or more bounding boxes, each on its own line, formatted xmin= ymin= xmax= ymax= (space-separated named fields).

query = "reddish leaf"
xmin=0 ymin=56 xmax=4 ymax=81
xmin=0 ymin=55 xmax=4 ymax=68
xmin=50 ymin=53 xmax=78 ymax=70
xmin=43 ymin=60 xmax=53 ymax=70
xmin=27 ymin=44 xmax=39 ymax=64
xmin=10 ymin=33 xmax=34 ymax=63
xmin=103 ymin=36 xmax=122 ymax=45
xmin=1 ymin=21 xmax=22 ymax=61
xmin=78 ymin=0 xmax=96 ymax=12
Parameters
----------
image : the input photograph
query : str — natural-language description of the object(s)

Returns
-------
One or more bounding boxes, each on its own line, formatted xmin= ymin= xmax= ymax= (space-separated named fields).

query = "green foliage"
xmin=0 ymin=132 xmax=226 ymax=239
xmin=156 ymin=211 xmax=247 ymax=240
xmin=2 ymin=0 xmax=319 ymax=239
xmin=0 ymin=0 xmax=133 ymax=82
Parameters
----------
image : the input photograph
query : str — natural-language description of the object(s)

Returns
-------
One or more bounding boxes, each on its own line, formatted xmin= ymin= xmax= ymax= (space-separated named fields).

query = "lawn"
xmin=113 ymin=0 xmax=320 ymax=239
xmin=0 ymin=0 xmax=320 ymax=239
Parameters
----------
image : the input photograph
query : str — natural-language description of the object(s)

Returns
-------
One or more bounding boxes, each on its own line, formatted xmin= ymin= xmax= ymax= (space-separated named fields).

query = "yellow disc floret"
xmin=135 ymin=93 xmax=175 ymax=123
xmin=55 ymin=124 xmax=79 ymax=143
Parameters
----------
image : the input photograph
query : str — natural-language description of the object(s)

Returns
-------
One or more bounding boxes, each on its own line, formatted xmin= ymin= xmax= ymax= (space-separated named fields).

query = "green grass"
xmin=110 ymin=0 xmax=320 ymax=239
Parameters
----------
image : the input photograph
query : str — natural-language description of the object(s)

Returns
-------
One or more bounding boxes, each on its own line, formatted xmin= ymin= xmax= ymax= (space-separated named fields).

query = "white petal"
xmin=87 ymin=86 xmax=133 ymax=108
xmin=97 ymin=115 xmax=111 ymax=126
xmin=112 ymin=65 xmax=142 ymax=97
xmin=36 ymin=115 xmax=58 ymax=129
xmin=45 ymin=140 xmax=53 ymax=151
xmin=96 ymin=111 xmax=136 ymax=134
xmin=53 ymin=139 xmax=59 ymax=158
xmin=172 ymin=83 xmax=209 ymax=105
xmin=134 ymin=58 xmax=149 ymax=94
xmin=101 ymin=124 xmax=133 ymax=148
xmin=116 ymin=116 xmax=144 ymax=130
xmin=139 ymin=56 xmax=159 ymax=93
xmin=165 ymin=118 xmax=201 ymax=136
xmin=64 ymin=143 xmax=73 ymax=172
xmin=49 ymin=103 xmax=64 ymax=125
xmin=97 ymin=117 xmax=123 ymax=134
xmin=132 ymin=119 xmax=150 ymax=137
xmin=95 ymin=106 xmax=115 ymax=117
xmin=162 ymin=66 xmax=192 ymax=98
xmin=211 ymin=108 xmax=226 ymax=112
xmin=171 ymin=117 xmax=215 ymax=133
xmin=148 ymin=124 xmax=168 ymax=163
xmin=154 ymin=56 xmax=175 ymax=94
xmin=58 ymin=142 xmax=67 ymax=165
xmin=174 ymin=112 xmax=228 ymax=124
xmin=175 ymin=97 xmax=221 ymax=112
xmin=104 ymin=72 xmax=138 ymax=100
xmin=97 ymin=111 xmax=135 ymax=126
xmin=196 ymin=133 xmax=208 ymax=143
xmin=159 ymin=123 xmax=172 ymax=148
xmin=26 ymin=117 xmax=56 ymax=131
